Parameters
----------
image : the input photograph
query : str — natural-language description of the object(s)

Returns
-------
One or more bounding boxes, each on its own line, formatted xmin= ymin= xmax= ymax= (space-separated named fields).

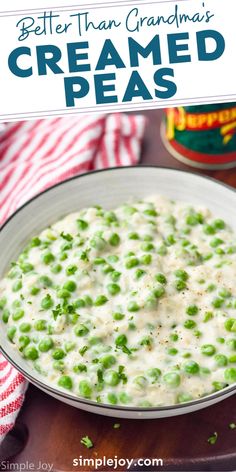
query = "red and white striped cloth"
xmin=0 ymin=113 xmax=146 ymax=444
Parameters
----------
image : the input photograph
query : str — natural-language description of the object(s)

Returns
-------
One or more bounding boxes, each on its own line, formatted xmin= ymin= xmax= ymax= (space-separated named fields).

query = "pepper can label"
xmin=162 ymin=104 xmax=236 ymax=169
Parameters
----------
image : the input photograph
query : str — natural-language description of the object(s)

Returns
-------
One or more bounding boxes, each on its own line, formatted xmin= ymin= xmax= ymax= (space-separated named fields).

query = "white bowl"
xmin=1 ymin=166 xmax=236 ymax=419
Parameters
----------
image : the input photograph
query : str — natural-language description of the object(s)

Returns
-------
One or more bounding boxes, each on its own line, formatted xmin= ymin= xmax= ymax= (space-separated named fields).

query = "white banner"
xmin=0 ymin=0 xmax=235 ymax=121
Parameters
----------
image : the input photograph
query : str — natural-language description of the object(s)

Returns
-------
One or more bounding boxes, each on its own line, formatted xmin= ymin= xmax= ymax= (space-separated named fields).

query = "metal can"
xmin=161 ymin=103 xmax=236 ymax=169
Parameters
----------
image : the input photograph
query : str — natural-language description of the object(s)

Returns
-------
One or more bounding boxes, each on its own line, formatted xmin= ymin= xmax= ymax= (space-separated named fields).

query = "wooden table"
xmin=2 ymin=110 xmax=236 ymax=471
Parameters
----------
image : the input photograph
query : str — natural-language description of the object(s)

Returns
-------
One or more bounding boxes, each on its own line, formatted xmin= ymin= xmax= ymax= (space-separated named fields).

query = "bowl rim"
xmin=1 ymin=164 xmax=236 ymax=412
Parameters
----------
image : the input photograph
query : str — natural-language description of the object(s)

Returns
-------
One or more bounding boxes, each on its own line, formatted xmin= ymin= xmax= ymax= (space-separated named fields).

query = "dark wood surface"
xmin=2 ymin=109 xmax=236 ymax=472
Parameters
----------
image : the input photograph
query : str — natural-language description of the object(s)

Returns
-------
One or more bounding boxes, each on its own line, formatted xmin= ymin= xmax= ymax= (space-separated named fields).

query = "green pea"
xmin=74 ymin=324 xmax=89 ymax=337
xmin=170 ymin=334 xmax=179 ymax=342
xmin=194 ymin=330 xmax=202 ymax=339
xmin=165 ymin=234 xmax=176 ymax=246
xmin=186 ymin=305 xmax=199 ymax=316
xmin=107 ymin=255 xmax=119 ymax=264
xmin=210 ymin=238 xmax=223 ymax=248
xmin=203 ymin=311 xmax=214 ymax=323
xmin=41 ymin=294 xmax=54 ymax=310
xmin=90 ymin=235 xmax=106 ymax=251
xmin=19 ymin=322 xmax=31 ymax=333
xmin=217 ymin=337 xmax=225 ymax=344
xmin=7 ymin=326 xmax=16 ymax=342
xmin=143 ymin=234 xmax=154 ymax=242
xmin=213 ymin=219 xmax=225 ymax=230
xmin=141 ymin=242 xmax=155 ymax=252
xmin=57 ymin=289 xmax=71 ymax=299
xmin=226 ymin=339 xmax=236 ymax=351
xmin=94 ymin=257 xmax=106 ymax=266
xmin=65 ymin=342 xmax=76 ymax=353
xmin=39 ymin=337 xmax=54 ymax=352
xmin=145 ymin=296 xmax=157 ymax=310
xmin=157 ymin=245 xmax=167 ymax=256
xmin=153 ymin=286 xmax=165 ymax=298
xmin=115 ymin=334 xmax=127 ymax=347
xmin=77 ymin=219 xmax=88 ymax=231
xmin=225 ymin=318 xmax=236 ymax=333
xmin=104 ymin=370 xmax=120 ymax=386
xmin=125 ymin=257 xmax=139 ymax=269
xmin=34 ymin=319 xmax=47 ymax=331
xmin=74 ymin=298 xmax=86 ymax=308
xmin=112 ymin=312 xmax=125 ymax=321
xmin=128 ymin=232 xmax=140 ymax=240
xmin=73 ymin=364 xmax=87 ymax=373
xmin=140 ymin=336 xmax=153 ymax=347
xmin=133 ymin=376 xmax=148 ymax=388
xmin=207 ymin=284 xmax=216 ymax=292
xmin=229 ymin=355 xmax=236 ymax=363
xmin=163 ymin=372 xmax=181 ymax=387
xmin=175 ymin=280 xmax=187 ymax=291
xmin=155 ymin=273 xmax=167 ymax=285
xmin=88 ymin=337 xmax=102 ymax=346
xmin=200 ymin=367 xmax=211 ymax=376
xmin=12 ymin=300 xmax=21 ymax=309
xmin=68 ymin=314 xmax=79 ymax=325
xmin=127 ymin=301 xmax=140 ymax=312
xmin=224 ymin=368 xmax=236 ymax=383
xmin=102 ymin=265 xmax=114 ymax=275
xmin=63 ymin=280 xmax=77 ymax=292
xmin=147 ymin=368 xmax=161 ymax=381
xmin=184 ymin=319 xmax=196 ymax=329
xmin=201 ymin=344 xmax=216 ymax=356
xmin=107 ymin=393 xmax=118 ymax=405
xmin=39 ymin=275 xmax=53 ymax=287
xmin=184 ymin=361 xmax=200 ymax=375
xmin=84 ymin=295 xmax=93 ymax=306
xmin=79 ymin=380 xmax=92 ymax=398
xmin=30 ymin=237 xmax=41 ymax=247
xmin=212 ymin=298 xmax=224 ymax=308
xmin=177 ymin=393 xmax=193 ymax=403
xmin=212 ymin=381 xmax=226 ymax=392
xmin=61 ymin=242 xmax=73 ymax=252
xmin=219 ymin=288 xmax=231 ymax=299
xmin=135 ymin=269 xmax=146 ymax=279
xmin=20 ymin=262 xmax=34 ymax=274
xmin=24 ymin=345 xmax=39 ymax=360
xmin=53 ymin=360 xmax=65 ymax=372
xmin=124 ymin=206 xmax=137 ymax=216
xmin=0 ymin=297 xmax=7 ymax=309
xmin=60 ymin=252 xmax=68 ymax=261
xmin=100 ymin=355 xmax=116 ymax=369
xmin=105 ymin=210 xmax=118 ymax=223
xmin=143 ymin=208 xmax=158 ymax=217
xmin=94 ymin=295 xmax=108 ymax=306
xmin=107 ymin=283 xmax=120 ymax=296
xmin=168 ymin=348 xmax=178 ymax=356
xmin=140 ymin=254 xmax=152 ymax=265
xmin=119 ymin=392 xmax=132 ymax=404
xmin=51 ymin=264 xmax=62 ymax=274
xmin=12 ymin=309 xmax=24 ymax=321
xmin=30 ymin=286 xmax=40 ymax=296
xmin=203 ymin=224 xmax=216 ymax=235
xmin=110 ymin=271 xmax=121 ymax=282
xmin=174 ymin=269 xmax=189 ymax=281
xmin=186 ymin=212 xmax=203 ymax=226
xmin=58 ymin=375 xmax=73 ymax=390
xmin=52 ymin=348 xmax=66 ymax=360
xmin=109 ymin=233 xmax=120 ymax=246
xmin=42 ymin=252 xmax=55 ymax=265
xmin=19 ymin=335 xmax=30 ymax=350
xmin=12 ymin=280 xmax=22 ymax=292
xmin=2 ymin=309 xmax=10 ymax=324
